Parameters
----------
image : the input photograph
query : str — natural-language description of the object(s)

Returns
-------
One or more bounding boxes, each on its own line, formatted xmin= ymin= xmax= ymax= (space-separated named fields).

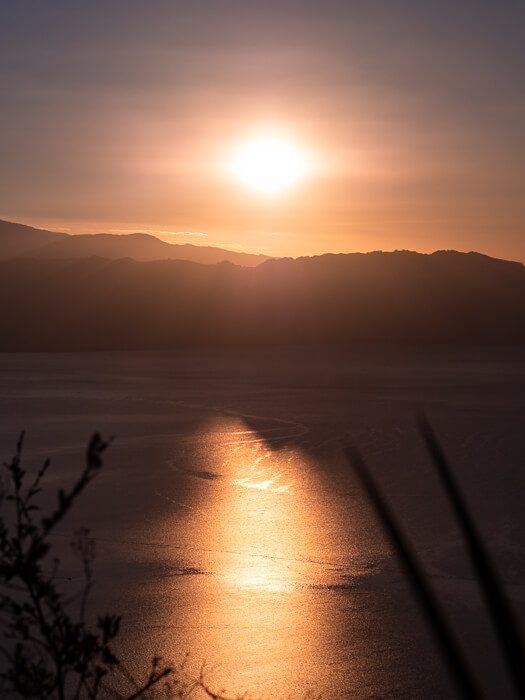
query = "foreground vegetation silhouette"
xmin=346 ymin=419 xmax=525 ymax=700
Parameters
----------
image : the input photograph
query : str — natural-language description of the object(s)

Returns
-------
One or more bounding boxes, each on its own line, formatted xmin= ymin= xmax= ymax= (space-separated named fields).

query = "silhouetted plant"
xmin=0 ymin=432 xmax=173 ymax=699
xmin=346 ymin=419 xmax=525 ymax=700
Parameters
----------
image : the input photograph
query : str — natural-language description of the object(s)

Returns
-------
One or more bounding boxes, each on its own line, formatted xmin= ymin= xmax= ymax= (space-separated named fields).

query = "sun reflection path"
xmin=162 ymin=416 xmax=376 ymax=698
xmin=116 ymin=412 xmax=394 ymax=699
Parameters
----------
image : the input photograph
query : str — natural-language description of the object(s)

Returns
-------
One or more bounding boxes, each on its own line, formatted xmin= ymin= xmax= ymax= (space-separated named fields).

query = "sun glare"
xmin=232 ymin=135 xmax=308 ymax=194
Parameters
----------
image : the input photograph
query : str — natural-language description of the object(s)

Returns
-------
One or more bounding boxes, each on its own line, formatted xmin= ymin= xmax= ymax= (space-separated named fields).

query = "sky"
xmin=1 ymin=1 xmax=524 ymax=260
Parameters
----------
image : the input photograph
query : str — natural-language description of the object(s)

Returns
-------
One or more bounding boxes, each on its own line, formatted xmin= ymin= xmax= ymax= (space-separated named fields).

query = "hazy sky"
xmin=1 ymin=1 xmax=524 ymax=260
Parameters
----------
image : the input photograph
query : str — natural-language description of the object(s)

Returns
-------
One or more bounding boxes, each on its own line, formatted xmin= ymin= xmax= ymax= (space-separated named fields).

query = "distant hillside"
xmin=0 ymin=250 xmax=523 ymax=350
xmin=0 ymin=220 xmax=68 ymax=257
xmin=0 ymin=220 xmax=269 ymax=267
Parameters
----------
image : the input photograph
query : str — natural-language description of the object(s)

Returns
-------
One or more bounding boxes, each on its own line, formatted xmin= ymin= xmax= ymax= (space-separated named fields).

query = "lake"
xmin=0 ymin=347 xmax=524 ymax=698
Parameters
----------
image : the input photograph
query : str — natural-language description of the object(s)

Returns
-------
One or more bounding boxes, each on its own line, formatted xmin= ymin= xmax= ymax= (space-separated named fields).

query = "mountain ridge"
xmin=0 ymin=249 xmax=523 ymax=350
xmin=0 ymin=219 xmax=270 ymax=267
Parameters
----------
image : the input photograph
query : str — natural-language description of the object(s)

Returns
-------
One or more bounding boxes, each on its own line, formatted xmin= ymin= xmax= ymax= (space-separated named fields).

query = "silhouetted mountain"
xmin=0 ymin=250 xmax=523 ymax=350
xmin=0 ymin=220 xmax=269 ymax=266
xmin=0 ymin=219 xmax=68 ymax=257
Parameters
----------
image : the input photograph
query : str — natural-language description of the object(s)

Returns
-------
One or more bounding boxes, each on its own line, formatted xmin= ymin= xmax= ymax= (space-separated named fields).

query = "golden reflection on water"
xmin=176 ymin=416 xmax=356 ymax=697
xmin=118 ymin=415 xmax=393 ymax=698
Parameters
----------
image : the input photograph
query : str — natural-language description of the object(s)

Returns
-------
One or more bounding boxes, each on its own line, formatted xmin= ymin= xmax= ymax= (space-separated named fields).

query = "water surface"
xmin=0 ymin=347 xmax=524 ymax=698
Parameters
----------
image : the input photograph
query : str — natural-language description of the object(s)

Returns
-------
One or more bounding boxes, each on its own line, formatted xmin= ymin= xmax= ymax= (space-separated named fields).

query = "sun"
xmin=231 ymin=135 xmax=308 ymax=194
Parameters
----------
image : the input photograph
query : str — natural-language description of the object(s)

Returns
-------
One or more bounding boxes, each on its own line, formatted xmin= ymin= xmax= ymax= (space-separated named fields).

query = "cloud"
xmin=217 ymin=242 xmax=268 ymax=253
xmin=110 ymin=228 xmax=208 ymax=237
xmin=26 ymin=223 xmax=72 ymax=232
xmin=169 ymin=231 xmax=209 ymax=237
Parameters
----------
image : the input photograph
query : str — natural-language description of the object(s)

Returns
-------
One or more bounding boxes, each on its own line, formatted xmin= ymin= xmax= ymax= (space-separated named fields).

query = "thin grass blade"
xmin=345 ymin=444 xmax=487 ymax=700
xmin=419 ymin=417 xmax=525 ymax=699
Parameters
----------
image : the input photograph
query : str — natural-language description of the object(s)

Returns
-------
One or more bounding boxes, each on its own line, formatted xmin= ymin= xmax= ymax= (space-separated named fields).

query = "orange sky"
xmin=1 ymin=2 xmax=524 ymax=261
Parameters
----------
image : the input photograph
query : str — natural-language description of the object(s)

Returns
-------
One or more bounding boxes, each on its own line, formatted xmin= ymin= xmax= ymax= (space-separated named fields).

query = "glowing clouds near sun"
xmin=231 ymin=135 xmax=308 ymax=194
